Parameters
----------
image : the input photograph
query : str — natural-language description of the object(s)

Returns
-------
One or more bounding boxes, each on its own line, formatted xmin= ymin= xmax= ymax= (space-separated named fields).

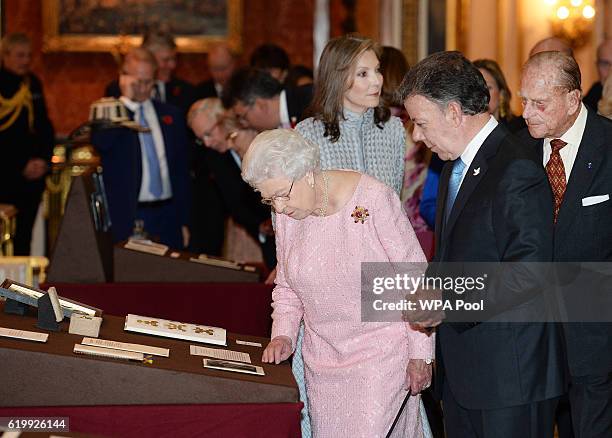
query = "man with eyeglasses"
xmin=92 ymin=47 xmax=191 ymax=250
xmin=222 ymin=67 xmax=312 ymax=132
xmin=187 ymin=98 xmax=276 ymax=269
xmin=583 ymin=39 xmax=612 ymax=111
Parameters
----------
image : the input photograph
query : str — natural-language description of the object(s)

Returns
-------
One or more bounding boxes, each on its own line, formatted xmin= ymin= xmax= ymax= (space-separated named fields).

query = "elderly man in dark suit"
xmin=92 ymin=47 xmax=190 ymax=249
xmin=400 ymin=51 xmax=566 ymax=438
xmin=188 ymin=98 xmax=276 ymax=269
xmin=520 ymin=51 xmax=612 ymax=438
xmin=195 ymin=43 xmax=236 ymax=100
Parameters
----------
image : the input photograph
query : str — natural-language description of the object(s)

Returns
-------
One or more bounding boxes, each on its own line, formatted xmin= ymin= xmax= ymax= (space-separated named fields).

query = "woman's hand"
xmin=404 ymin=359 xmax=432 ymax=394
xmin=262 ymin=336 xmax=292 ymax=364
xmin=264 ymin=267 xmax=277 ymax=285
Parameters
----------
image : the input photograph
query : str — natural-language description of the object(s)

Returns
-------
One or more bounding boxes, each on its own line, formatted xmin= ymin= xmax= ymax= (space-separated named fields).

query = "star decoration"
xmin=351 ymin=206 xmax=369 ymax=224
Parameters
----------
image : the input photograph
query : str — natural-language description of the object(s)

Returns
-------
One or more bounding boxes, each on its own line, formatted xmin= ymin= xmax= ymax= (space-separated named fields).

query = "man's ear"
xmin=566 ymin=89 xmax=582 ymax=114
xmin=445 ymin=101 xmax=463 ymax=127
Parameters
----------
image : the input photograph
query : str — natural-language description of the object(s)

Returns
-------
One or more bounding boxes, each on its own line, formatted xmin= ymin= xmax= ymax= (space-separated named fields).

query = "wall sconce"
xmin=546 ymin=0 xmax=595 ymax=48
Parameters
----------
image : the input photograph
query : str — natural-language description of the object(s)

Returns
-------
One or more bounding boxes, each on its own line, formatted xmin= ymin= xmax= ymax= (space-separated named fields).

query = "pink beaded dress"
xmin=271 ymin=174 xmax=434 ymax=437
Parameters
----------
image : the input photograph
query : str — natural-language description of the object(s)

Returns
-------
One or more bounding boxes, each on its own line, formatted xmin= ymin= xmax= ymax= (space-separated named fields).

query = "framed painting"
xmin=42 ymin=0 xmax=242 ymax=53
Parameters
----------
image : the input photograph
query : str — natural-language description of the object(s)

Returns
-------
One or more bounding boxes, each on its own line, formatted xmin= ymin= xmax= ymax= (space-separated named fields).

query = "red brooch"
xmin=351 ymin=206 xmax=369 ymax=223
xmin=162 ymin=115 xmax=173 ymax=125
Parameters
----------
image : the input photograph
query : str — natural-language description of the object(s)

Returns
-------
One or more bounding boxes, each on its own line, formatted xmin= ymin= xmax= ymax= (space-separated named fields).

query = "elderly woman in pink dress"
xmin=242 ymin=128 xmax=434 ymax=437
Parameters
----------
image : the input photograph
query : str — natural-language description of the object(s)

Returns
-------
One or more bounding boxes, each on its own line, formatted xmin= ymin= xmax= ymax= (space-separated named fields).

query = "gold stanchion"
xmin=45 ymin=143 xmax=100 ymax=253
xmin=0 ymin=204 xmax=18 ymax=256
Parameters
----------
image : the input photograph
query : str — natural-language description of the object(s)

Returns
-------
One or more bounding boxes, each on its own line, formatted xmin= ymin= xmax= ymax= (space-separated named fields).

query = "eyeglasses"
xmin=261 ymin=180 xmax=294 ymax=206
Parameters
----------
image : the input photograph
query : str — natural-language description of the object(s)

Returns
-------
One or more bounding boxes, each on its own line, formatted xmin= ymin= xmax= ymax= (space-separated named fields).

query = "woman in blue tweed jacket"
xmin=293 ymin=34 xmax=409 ymax=437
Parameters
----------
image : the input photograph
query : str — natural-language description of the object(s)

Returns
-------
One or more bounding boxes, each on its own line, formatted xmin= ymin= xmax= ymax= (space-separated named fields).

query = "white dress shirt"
xmin=542 ymin=103 xmax=588 ymax=182
xmin=120 ymin=96 xmax=173 ymax=201
xmin=458 ymin=115 xmax=499 ymax=187
xmin=279 ymin=89 xmax=291 ymax=128
xmin=154 ymin=80 xmax=166 ymax=102
xmin=214 ymin=82 xmax=223 ymax=97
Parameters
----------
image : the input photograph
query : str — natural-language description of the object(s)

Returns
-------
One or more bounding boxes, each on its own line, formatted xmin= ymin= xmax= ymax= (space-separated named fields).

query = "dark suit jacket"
xmin=583 ymin=81 xmax=603 ymax=112
xmin=91 ymin=101 xmax=191 ymax=244
xmin=104 ymin=77 xmax=196 ymax=115
xmin=205 ymin=149 xmax=276 ymax=269
xmin=519 ymin=109 xmax=612 ymax=377
xmin=285 ymin=84 xmax=313 ymax=124
xmin=433 ymin=124 xmax=566 ymax=410
xmin=195 ymin=79 xmax=219 ymax=100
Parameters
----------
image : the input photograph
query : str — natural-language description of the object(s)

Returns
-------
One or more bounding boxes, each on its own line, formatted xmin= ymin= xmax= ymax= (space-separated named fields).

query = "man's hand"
xmin=119 ymin=74 xmax=151 ymax=102
xmin=262 ymin=335 xmax=292 ymax=364
xmin=22 ymin=158 xmax=48 ymax=180
xmin=259 ymin=218 xmax=274 ymax=237
xmin=404 ymin=359 xmax=433 ymax=394
xmin=403 ymin=287 xmax=445 ymax=330
xmin=181 ymin=226 xmax=190 ymax=248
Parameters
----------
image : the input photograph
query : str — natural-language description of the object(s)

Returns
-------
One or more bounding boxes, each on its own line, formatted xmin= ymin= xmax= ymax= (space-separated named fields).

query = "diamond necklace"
xmin=317 ymin=171 xmax=329 ymax=217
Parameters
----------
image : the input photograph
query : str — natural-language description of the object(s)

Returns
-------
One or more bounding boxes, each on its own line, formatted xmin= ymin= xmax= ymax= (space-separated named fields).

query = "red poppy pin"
xmin=162 ymin=115 xmax=173 ymax=125
xmin=351 ymin=206 xmax=369 ymax=223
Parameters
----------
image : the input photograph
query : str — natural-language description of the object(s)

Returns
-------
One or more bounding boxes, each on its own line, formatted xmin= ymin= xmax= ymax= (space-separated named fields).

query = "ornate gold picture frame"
xmin=42 ymin=0 xmax=242 ymax=53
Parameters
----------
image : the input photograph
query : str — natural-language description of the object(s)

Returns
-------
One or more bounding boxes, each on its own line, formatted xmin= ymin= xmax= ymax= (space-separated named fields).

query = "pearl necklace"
xmin=316 ymin=172 xmax=329 ymax=217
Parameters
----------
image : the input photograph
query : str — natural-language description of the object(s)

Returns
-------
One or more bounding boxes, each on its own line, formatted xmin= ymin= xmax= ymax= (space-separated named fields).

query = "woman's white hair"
xmin=242 ymin=129 xmax=320 ymax=186
xmin=187 ymin=97 xmax=223 ymax=127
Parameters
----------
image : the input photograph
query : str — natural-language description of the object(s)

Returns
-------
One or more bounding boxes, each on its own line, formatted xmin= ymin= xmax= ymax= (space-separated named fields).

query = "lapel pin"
xmin=473 ymin=167 xmax=481 ymax=176
xmin=587 ymin=162 xmax=593 ymax=169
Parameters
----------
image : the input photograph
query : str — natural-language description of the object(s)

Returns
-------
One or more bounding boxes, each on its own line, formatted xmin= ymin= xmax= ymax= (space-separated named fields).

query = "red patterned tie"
xmin=545 ymin=139 xmax=567 ymax=223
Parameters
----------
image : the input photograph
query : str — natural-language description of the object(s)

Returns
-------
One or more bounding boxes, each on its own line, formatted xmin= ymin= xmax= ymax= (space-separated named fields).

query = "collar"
xmin=546 ymin=103 xmax=587 ymax=146
xmin=229 ymin=149 xmax=242 ymax=168
xmin=120 ymin=96 xmax=151 ymax=113
xmin=279 ymin=89 xmax=290 ymax=128
xmin=214 ymin=82 xmax=223 ymax=97
xmin=341 ymin=107 xmax=374 ymax=128
xmin=460 ymin=115 xmax=499 ymax=168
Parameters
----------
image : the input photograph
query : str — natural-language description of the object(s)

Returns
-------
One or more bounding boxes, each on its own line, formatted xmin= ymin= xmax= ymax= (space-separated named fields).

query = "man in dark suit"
xmin=186 ymin=98 xmax=227 ymax=256
xmin=188 ymin=98 xmax=276 ymax=268
xmin=249 ymin=43 xmax=290 ymax=84
xmin=92 ymin=47 xmax=190 ymax=249
xmin=222 ymin=67 xmax=313 ymax=131
xmin=583 ymin=39 xmax=612 ymax=111
xmin=195 ymin=43 xmax=236 ymax=100
xmin=520 ymin=51 xmax=612 ymax=438
xmin=400 ymin=51 xmax=566 ymax=437
xmin=105 ymin=31 xmax=195 ymax=115
xmin=0 ymin=33 xmax=54 ymax=255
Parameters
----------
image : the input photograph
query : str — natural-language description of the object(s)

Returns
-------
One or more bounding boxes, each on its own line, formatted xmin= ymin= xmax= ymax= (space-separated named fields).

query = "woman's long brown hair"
xmin=306 ymin=34 xmax=391 ymax=142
